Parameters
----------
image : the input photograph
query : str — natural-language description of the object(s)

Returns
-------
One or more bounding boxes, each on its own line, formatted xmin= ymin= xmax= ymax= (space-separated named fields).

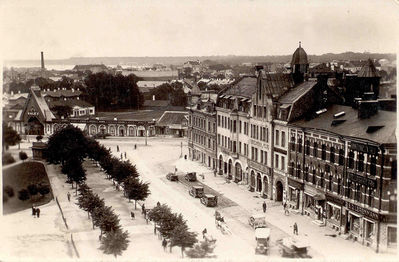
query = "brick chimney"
xmin=41 ymin=51 xmax=45 ymax=69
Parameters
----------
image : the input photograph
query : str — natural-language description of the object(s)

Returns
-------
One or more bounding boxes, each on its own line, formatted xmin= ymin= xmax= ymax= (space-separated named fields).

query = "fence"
xmin=55 ymin=196 xmax=69 ymax=230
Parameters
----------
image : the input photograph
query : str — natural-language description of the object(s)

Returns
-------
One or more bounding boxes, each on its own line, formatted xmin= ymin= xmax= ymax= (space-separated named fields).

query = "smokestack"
xmin=41 ymin=51 xmax=45 ymax=69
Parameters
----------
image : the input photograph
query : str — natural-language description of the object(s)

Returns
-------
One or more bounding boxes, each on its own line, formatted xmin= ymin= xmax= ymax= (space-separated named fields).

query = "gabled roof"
xmin=279 ymin=80 xmax=317 ymax=104
xmin=358 ymin=59 xmax=380 ymax=78
xmin=48 ymin=99 xmax=94 ymax=109
xmin=23 ymin=86 xmax=56 ymax=122
xmin=221 ymin=76 xmax=257 ymax=98
xmin=156 ymin=111 xmax=188 ymax=127
xmin=42 ymin=89 xmax=82 ymax=98
xmin=184 ymin=79 xmax=201 ymax=95
xmin=260 ymin=72 xmax=294 ymax=99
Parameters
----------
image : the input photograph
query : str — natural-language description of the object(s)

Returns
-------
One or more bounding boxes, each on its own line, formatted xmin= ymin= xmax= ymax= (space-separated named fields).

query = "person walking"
xmin=134 ymin=144 xmax=137 ymax=150
xmin=120 ymin=153 xmax=123 ymax=159
xmin=293 ymin=222 xmax=298 ymax=235
xmin=157 ymin=201 xmax=161 ymax=207
xmin=67 ymin=192 xmax=71 ymax=202
xmin=202 ymin=228 xmax=207 ymax=239
xmin=124 ymin=152 xmax=127 ymax=158
xmin=36 ymin=208 xmax=41 ymax=218
xmin=284 ymin=202 xmax=289 ymax=215
xmin=32 ymin=205 xmax=35 ymax=217
xmin=130 ymin=211 xmax=135 ymax=219
xmin=214 ymin=170 xmax=217 ymax=177
xmin=117 ymin=145 xmax=120 ymax=152
xmin=162 ymin=238 xmax=167 ymax=251
xmin=262 ymin=201 xmax=267 ymax=213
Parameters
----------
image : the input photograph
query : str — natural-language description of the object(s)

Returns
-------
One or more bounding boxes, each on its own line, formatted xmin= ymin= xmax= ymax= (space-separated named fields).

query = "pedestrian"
xmin=154 ymin=226 xmax=157 ymax=235
xmin=214 ymin=170 xmax=217 ymax=177
xmin=146 ymin=216 xmax=149 ymax=224
xmin=36 ymin=208 xmax=41 ymax=218
xmin=284 ymin=202 xmax=289 ymax=215
xmin=157 ymin=201 xmax=161 ymax=207
xmin=293 ymin=222 xmax=298 ymax=235
xmin=202 ymin=228 xmax=207 ymax=239
xmin=120 ymin=153 xmax=123 ymax=159
xmin=124 ymin=152 xmax=127 ymax=158
xmin=142 ymin=204 xmax=145 ymax=215
xmin=162 ymin=238 xmax=167 ymax=251
xmin=131 ymin=211 xmax=135 ymax=219
xmin=134 ymin=144 xmax=137 ymax=150
xmin=184 ymin=155 xmax=187 ymax=160
xmin=32 ymin=205 xmax=35 ymax=216
xmin=262 ymin=201 xmax=267 ymax=213
xmin=67 ymin=192 xmax=71 ymax=202
xmin=117 ymin=145 xmax=119 ymax=152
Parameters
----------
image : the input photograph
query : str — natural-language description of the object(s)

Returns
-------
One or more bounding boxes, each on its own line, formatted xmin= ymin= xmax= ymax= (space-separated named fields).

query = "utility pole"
xmin=145 ymin=125 xmax=148 ymax=146
xmin=180 ymin=141 xmax=183 ymax=158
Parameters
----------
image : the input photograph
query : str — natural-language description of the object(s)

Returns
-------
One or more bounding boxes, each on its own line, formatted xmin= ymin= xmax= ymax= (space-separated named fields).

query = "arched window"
xmin=357 ymin=153 xmax=364 ymax=172
xmin=322 ymin=144 xmax=326 ymax=160
xmin=305 ymin=140 xmax=310 ymax=155
xmin=348 ymin=151 xmax=354 ymax=169
xmin=313 ymin=142 xmax=318 ymax=157
xmin=330 ymin=147 xmax=335 ymax=163
xmin=338 ymin=149 xmax=344 ymax=165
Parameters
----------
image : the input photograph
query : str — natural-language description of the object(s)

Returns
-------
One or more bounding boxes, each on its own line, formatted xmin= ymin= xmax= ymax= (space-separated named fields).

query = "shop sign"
xmin=348 ymin=173 xmax=377 ymax=189
xmin=288 ymin=178 xmax=304 ymax=190
xmin=326 ymin=194 xmax=345 ymax=206
xmin=346 ymin=202 xmax=380 ymax=220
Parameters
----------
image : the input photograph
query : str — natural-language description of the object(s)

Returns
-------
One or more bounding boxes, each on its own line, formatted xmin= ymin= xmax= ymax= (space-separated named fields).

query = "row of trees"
xmin=147 ymin=204 xmax=214 ymax=258
xmin=146 ymin=82 xmax=187 ymax=107
xmin=77 ymin=184 xmax=129 ymax=258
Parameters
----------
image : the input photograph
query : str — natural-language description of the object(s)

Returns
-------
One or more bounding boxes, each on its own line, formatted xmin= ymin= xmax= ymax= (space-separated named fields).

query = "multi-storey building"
xmin=187 ymin=97 xmax=217 ymax=169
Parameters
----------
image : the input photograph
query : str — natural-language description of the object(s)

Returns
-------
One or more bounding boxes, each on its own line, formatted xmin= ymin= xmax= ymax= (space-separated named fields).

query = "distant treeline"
xmin=6 ymin=52 xmax=396 ymax=66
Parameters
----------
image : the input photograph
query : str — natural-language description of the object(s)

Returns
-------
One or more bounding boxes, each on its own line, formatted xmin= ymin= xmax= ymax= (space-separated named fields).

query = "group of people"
xmin=31 ymin=205 xmax=41 ymax=218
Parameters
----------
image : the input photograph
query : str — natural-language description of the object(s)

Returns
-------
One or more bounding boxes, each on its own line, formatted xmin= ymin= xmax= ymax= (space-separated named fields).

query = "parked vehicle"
xmin=201 ymin=194 xmax=218 ymax=207
xmin=166 ymin=172 xmax=178 ymax=181
xmin=189 ymin=186 xmax=204 ymax=198
xmin=276 ymin=237 xmax=311 ymax=258
xmin=184 ymin=172 xmax=197 ymax=182
xmin=255 ymin=227 xmax=270 ymax=255
xmin=249 ymin=214 xmax=267 ymax=229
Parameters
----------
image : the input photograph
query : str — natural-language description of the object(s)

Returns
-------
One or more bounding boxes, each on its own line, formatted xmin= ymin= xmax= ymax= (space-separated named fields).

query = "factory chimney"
xmin=41 ymin=51 xmax=45 ymax=70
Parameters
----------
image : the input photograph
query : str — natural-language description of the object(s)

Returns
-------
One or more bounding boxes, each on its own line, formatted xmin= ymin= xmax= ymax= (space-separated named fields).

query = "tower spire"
xmin=299 ymin=41 xmax=301 ymax=48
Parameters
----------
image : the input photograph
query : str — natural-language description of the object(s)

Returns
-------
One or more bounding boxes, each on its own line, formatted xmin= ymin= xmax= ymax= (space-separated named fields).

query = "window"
xmin=260 ymin=150 xmax=264 ymax=163
xmin=298 ymin=138 xmax=302 ymax=152
xmin=281 ymin=156 xmax=285 ymax=171
xmin=218 ymin=115 xmax=220 ymax=126
xmin=275 ymin=154 xmax=279 ymax=169
xmin=233 ymin=141 xmax=236 ymax=153
xmin=253 ymin=105 xmax=257 ymax=117
xmin=357 ymin=153 xmax=364 ymax=172
xmin=370 ymin=156 xmax=377 ymax=176
xmin=392 ymin=160 xmax=397 ymax=180
xmin=296 ymin=163 xmax=301 ymax=177
xmin=304 ymin=166 xmax=309 ymax=182
xmin=266 ymin=128 xmax=269 ymax=143
xmin=305 ymin=140 xmax=310 ymax=155
xmin=291 ymin=137 xmax=296 ymax=151
xmin=330 ymin=147 xmax=335 ymax=163
xmin=233 ymin=120 xmax=236 ymax=133
xmin=339 ymin=149 xmax=344 ymax=165
xmin=320 ymin=172 xmax=324 ymax=188
xmin=322 ymin=144 xmax=326 ymax=160
xmin=239 ymin=121 xmax=242 ymax=133
xmin=264 ymin=151 xmax=267 ymax=165
xmin=281 ymin=131 xmax=286 ymax=147
xmin=239 ymin=142 xmax=242 ymax=154
xmin=275 ymin=130 xmax=280 ymax=146
xmin=355 ymin=184 xmax=361 ymax=202
xmin=337 ymin=178 xmax=342 ymax=195
xmin=313 ymin=142 xmax=318 ymax=157
xmin=368 ymin=188 xmax=374 ymax=207
xmin=328 ymin=175 xmax=333 ymax=191
xmin=263 ymin=107 xmax=267 ymax=119
xmin=348 ymin=151 xmax=354 ymax=169
xmin=312 ymin=169 xmax=316 ymax=184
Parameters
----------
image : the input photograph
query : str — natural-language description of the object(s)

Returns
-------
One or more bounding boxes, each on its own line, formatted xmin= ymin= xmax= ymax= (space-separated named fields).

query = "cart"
xmin=276 ymin=237 xmax=312 ymax=258
xmin=189 ymin=186 xmax=204 ymax=198
xmin=255 ymin=227 xmax=271 ymax=255
xmin=184 ymin=172 xmax=197 ymax=182
xmin=201 ymin=194 xmax=218 ymax=207
xmin=248 ymin=214 xmax=267 ymax=229
xmin=166 ymin=172 xmax=178 ymax=181
xmin=214 ymin=210 xmax=231 ymax=234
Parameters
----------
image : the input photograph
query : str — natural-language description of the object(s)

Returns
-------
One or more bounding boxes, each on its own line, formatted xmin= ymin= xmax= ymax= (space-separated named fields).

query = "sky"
xmin=1 ymin=0 xmax=398 ymax=60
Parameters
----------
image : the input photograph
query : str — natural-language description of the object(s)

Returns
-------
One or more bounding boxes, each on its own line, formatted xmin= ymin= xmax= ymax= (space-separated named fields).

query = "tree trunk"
xmin=134 ymin=200 xmax=137 ymax=209
xmin=129 ymin=198 xmax=131 ymax=203
xmin=181 ymin=247 xmax=184 ymax=258
xmin=92 ymin=218 xmax=95 ymax=230
xmin=87 ymin=211 xmax=90 ymax=219
xmin=170 ymin=245 xmax=172 ymax=253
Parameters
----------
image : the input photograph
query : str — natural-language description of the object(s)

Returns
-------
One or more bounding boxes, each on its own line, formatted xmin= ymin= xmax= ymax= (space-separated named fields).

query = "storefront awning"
xmin=314 ymin=194 xmax=326 ymax=201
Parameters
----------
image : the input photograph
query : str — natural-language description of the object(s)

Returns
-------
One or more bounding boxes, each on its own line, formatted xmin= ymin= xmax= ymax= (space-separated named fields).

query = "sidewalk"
xmin=175 ymin=158 xmax=395 ymax=260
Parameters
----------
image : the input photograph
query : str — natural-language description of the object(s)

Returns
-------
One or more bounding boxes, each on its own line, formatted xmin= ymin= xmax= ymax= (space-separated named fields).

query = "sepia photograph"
xmin=1 ymin=0 xmax=398 ymax=261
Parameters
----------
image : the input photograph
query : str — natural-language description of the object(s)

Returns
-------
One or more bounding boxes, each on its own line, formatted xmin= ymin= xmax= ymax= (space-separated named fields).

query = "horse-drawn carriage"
xmin=214 ymin=210 xmax=231 ymax=234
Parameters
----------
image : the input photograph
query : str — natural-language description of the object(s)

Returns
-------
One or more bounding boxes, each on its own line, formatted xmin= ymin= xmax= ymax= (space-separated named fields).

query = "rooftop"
xmin=42 ymin=89 xmax=82 ymax=98
xmin=222 ymin=76 xmax=257 ymax=98
xmin=292 ymin=104 xmax=396 ymax=144
xmin=48 ymin=99 xmax=94 ymax=109
xmin=94 ymin=110 xmax=165 ymax=122
xmin=358 ymin=59 xmax=380 ymax=78
xmin=279 ymin=80 xmax=317 ymax=104
xmin=156 ymin=111 xmax=188 ymax=127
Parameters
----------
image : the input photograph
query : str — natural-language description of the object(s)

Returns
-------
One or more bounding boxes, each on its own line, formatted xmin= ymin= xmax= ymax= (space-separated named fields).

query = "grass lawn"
xmin=2 ymin=161 xmax=53 ymax=215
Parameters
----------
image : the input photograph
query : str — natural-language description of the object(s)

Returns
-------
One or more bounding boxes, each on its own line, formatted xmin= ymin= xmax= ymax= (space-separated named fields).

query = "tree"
xmin=158 ymin=213 xmax=186 ymax=240
xmin=44 ymin=125 xmax=88 ymax=165
xmin=2 ymin=124 xmax=21 ymax=151
xmin=19 ymin=151 xmax=28 ymax=162
xmin=111 ymin=160 xmax=138 ymax=183
xmin=185 ymin=240 xmax=216 ymax=258
xmin=97 ymin=206 xmax=121 ymax=235
xmin=27 ymin=184 xmax=39 ymax=197
xmin=62 ymin=157 xmax=86 ymax=191
xmin=4 ymin=186 xmax=15 ymax=198
xmin=18 ymin=189 xmax=30 ymax=201
xmin=2 ymin=153 xmax=15 ymax=165
xmin=100 ymin=229 xmax=129 ymax=258
xmin=50 ymin=105 xmax=72 ymax=119
xmin=169 ymin=224 xmax=197 ymax=257
xmin=38 ymin=184 xmax=50 ymax=197
xmin=123 ymin=177 xmax=150 ymax=209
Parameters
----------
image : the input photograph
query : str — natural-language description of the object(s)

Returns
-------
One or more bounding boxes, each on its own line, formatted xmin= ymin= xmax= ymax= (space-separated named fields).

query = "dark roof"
xmin=358 ymin=59 xmax=380 ymax=78
xmin=279 ymin=80 xmax=317 ymax=104
xmin=143 ymin=100 xmax=170 ymax=107
xmin=291 ymin=43 xmax=308 ymax=65
xmin=156 ymin=111 xmax=188 ymax=127
xmin=222 ymin=76 xmax=257 ymax=98
xmin=292 ymin=104 xmax=396 ymax=144
xmin=48 ymin=99 xmax=93 ymax=108
xmin=260 ymin=72 xmax=294 ymax=98
xmin=43 ymin=89 xmax=82 ymax=98
xmin=73 ymin=64 xmax=108 ymax=71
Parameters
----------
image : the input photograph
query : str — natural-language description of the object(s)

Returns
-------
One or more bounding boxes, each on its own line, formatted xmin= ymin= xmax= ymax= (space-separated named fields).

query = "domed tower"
xmin=291 ymin=41 xmax=309 ymax=84
xmin=357 ymin=58 xmax=380 ymax=99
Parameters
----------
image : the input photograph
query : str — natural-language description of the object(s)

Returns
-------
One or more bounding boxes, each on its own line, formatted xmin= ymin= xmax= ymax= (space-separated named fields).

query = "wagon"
xmin=276 ymin=237 xmax=312 ymax=258
xmin=184 ymin=172 xmax=197 ymax=182
xmin=249 ymin=214 xmax=267 ymax=229
xmin=189 ymin=186 xmax=204 ymax=198
xmin=166 ymin=172 xmax=178 ymax=181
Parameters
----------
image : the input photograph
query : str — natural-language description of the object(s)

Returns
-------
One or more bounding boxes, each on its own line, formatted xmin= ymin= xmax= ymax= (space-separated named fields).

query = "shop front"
xmin=303 ymin=185 xmax=325 ymax=222
xmin=325 ymin=194 xmax=345 ymax=231
xmin=287 ymin=178 xmax=303 ymax=211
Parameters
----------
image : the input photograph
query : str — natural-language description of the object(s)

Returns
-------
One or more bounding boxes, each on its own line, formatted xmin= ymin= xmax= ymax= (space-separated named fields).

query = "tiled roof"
xmin=29 ymin=86 xmax=56 ymax=121
xmin=292 ymin=104 xmax=396 ymax=144
xmin=156 ymin=111 xmax=188 ymax=127
xmin=260 ymin=72 xmax=294 ymax=98
xmin=95 ymin=110 xmax=165 ymax=121
xmin=137 ymin=81 xmax=168 ymax=93
xmin=279 ymin=80 xmax=317 ymax=104
xmin=48 ymin=99 xmax=94 ymax=108
xmin=222 ymin=76 xmax=257 ymax=98
xmin=358 ymin=59 xmax=380 ymax=78
xmin=43 ymin=89 xmax=82 ymax=97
